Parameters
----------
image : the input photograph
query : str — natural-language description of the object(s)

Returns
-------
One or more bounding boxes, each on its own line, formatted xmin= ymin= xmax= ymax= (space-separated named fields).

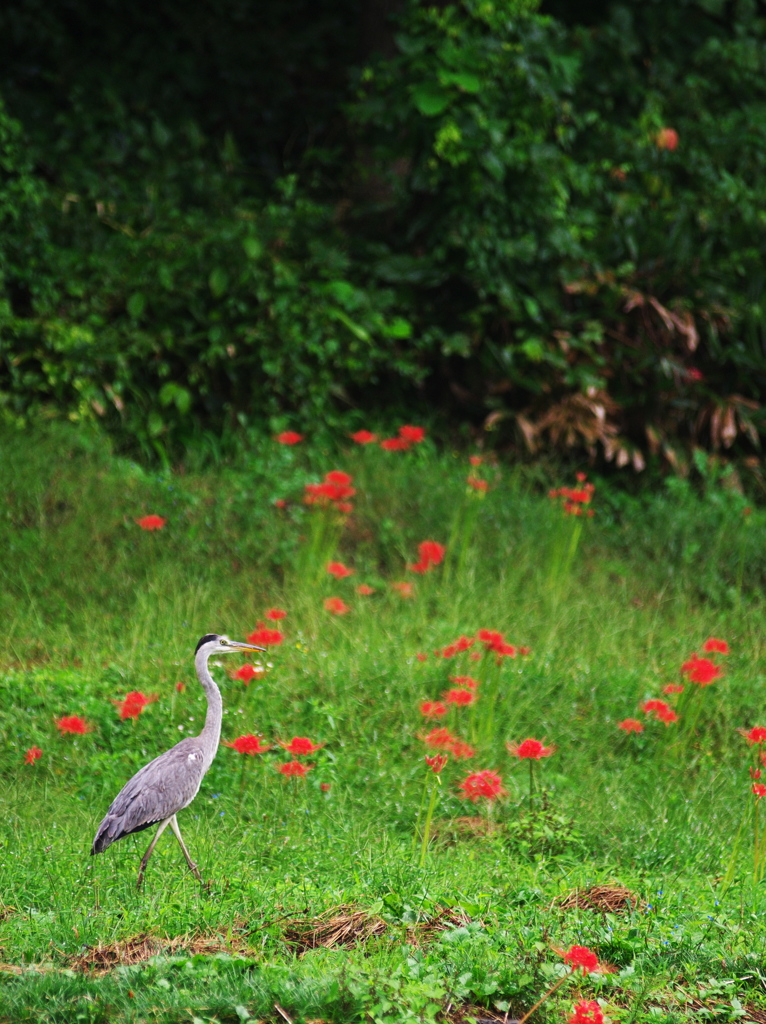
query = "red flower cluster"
xmin=459 ymin=769 xmax=505 ymax=802
xmin=135 ymin=514 xmax=166 ymax=531
xmin=640 ymin=699 xmax=678 ymax=725
xmin=380 ymin=425 xmax=426 ymax=450
xmin=754 ymin=783 xmax=766 ymax=799
xmin=55 ymin=715 xmax=92 ymax=735
xmin=617 ymin=718 xmax=644 ymax=734
xmin=507 ymin=738 xmax=555 ymax=760
xmin=449 ymin=675 xmax=478 ymax=689
xmin=265 ymin=608 xmax=287 ymax=621
xmin=115 ymin=691 xmax=158 ymax=721
xmin=703 ymin=637 xmax=729 ymax=654
xmin=408 ymin=539 xmax=446 ymax=574
xmin=741 ymin=726 xmax=766 ymax=746
xmin=24 ymin=746 xmax=42 ymax=765
xmin=327 ymin=560 xmax=354 ymax=578
xmin=278 ymin=760 xmax=313 ymax=777
xmin=444 ymin=688 xmax=476 ymax=707
xmin=451 ymin=741 xmax=476 ymax=759
xmin=662 ymin=683 xmax=684 ymax=695
xmin=391 ymin=581 xmax=414 ymax=598
xmin=350 ymin=430 xmax=377 ymax=444
xmin=562 ymin=945 xmax=600 ymax=974
xmin=325 ymin=597 xmax=350 ymax=615
xmin=422 ymin=727 xmax=474 ymax=759
xmin=247 ymin=624 xmax=284 ymax=646
xmin=224 ymin=734 xmax=271 ymax=755
xmin=466 ymin=476 xmax=488 ymax=493
xmin=568 ymin=1000 xmax=604 ymax=1024
xmin=549 ymin=475 xmax=595 ymax=516
xmin=232 ymin=664 xmax=263 ymax=685
xmin=440 ymin=635 xmax=475 ymax=658
xmin=304 ymin=470 xmax=356 ymax=514
xmin=356 ymin=583 xmax=375 ymax=596
xmin=681 ymin=652 xmax=723 ymax=686
xmin=276 ymin=431 xmax=303 ymax=445
xmin=477 ymin=629 xmax=517 ymax=658
xmin=420 ymin=700 xmax=448 ymax=719
xmin=425 ymin=754 xmax=448 ymax=774
xmin=279 ymin=737 xmax=324 ymax=755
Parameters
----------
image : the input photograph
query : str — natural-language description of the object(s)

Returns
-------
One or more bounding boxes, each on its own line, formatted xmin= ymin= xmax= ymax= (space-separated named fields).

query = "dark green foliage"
xmin=1 ymin=0 xmax=766 ymax=466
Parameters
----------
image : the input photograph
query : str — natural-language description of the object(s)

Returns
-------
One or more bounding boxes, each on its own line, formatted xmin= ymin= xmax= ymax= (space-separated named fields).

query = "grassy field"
xmin=1 ymin=424 xmax=766 ymax=1024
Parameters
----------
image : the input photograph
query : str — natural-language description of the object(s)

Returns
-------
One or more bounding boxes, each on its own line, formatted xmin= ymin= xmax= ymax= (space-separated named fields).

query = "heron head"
xmin=194 ymin=634 xmax=266 ymax=656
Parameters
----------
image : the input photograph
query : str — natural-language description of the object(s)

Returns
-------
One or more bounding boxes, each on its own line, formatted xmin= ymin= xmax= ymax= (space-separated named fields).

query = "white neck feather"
xmin=194 ymin=646 xmax=223 ymax=770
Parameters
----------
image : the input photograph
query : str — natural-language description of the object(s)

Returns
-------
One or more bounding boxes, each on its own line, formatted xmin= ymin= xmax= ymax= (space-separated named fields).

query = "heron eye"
xmin=220 ymin=638 xmax=228 ymax=645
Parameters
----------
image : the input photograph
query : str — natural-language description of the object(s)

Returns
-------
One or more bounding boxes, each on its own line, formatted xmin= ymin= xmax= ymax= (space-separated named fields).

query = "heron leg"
xmin=169 ymin=814 xmax=204 ymax=884
xmin=137 ymin=817 xmax=172 ymax=889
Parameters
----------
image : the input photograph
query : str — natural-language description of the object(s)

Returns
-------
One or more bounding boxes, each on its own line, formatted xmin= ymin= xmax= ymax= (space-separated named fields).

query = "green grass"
xmin=1 ymin=424 xmax=766 ymax=1023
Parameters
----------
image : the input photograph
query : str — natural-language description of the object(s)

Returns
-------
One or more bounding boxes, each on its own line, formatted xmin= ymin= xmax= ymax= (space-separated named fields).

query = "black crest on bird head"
xmin=195 ymin=633 xmax=221 ymax=654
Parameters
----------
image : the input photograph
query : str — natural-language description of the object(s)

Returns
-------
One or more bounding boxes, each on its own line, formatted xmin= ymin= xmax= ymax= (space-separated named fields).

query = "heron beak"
xmin=231 ymin=641 xmax=267 ymax=653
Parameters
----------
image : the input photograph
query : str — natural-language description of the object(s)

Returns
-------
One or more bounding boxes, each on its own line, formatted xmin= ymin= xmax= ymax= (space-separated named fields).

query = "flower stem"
xmin=516 ymin=969 xmax=574 ymax=1024
xmin=418 ymin=776 xmax=439 ymax=869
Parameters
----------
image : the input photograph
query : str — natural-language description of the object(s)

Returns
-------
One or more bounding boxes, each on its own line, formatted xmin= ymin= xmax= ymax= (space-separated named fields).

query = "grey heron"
xmin=91 ymin=634 xmax=265 ymax=887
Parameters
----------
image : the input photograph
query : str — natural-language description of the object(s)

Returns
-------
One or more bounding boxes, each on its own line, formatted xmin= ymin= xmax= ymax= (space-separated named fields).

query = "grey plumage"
xmin=91 ymin=633 xmax=265 ymax=887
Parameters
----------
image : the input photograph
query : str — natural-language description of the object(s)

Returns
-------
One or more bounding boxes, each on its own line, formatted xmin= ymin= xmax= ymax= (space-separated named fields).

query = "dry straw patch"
xmin=282 ymin=903 xmax=472 ymax=954
xmin=556 ymin=884 xmax=643 ymax=915
xmin=69 ymin=931 xmax=250 ymax=972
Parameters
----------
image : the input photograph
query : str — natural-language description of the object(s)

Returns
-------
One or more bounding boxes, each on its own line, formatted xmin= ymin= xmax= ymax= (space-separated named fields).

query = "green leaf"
xmin=438 ymin=70 xmax=481 ymax=93
xmin=209 ymin=267 xmax=228 ymax=297
xmin=243 ymin=236 xmax=263 ymax=260
xmin=411 ymin=86 xmax=451 ymax=116
xmin=126 ymin=292 xmax=146 ymax=318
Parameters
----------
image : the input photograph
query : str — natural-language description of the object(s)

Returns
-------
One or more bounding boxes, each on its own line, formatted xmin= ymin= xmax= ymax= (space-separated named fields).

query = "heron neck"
xmin=195 ymin=648 xmax=223 ymax=768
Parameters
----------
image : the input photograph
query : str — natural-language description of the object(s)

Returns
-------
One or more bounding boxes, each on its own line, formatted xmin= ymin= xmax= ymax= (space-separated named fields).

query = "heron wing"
xmin=91 ymin=737 xmax=207 ymax=854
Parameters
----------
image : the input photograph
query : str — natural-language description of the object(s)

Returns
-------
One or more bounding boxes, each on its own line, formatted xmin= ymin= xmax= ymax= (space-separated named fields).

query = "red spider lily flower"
xmin=469 ymin=455 xmax=483 ymax=466
xmin=681 ymin=654 xmax=722 ymax=686
xmin=115 ymin=691 xmax=158 ymax=720
xmin=752 ymin=768 xmax=762 ymax=780
xmin=350 ymin=430 xmax=377 ymax=444
xmin=399 ymin=425 xmax=426 ymax=444
xmin=265 ymin=608 xmax=287 ymax=621
xmin=576 ymin=472 xmax=587 ymax=482
xmin=327 ymin=560 xmax=354 ymax=578
xmin=135 ymin=514 xmax=166 ymax=531
xmin=247 ymin=625 xmax=284 ymax=646
xmin=433 ymin=649 xmax=442 ymax=657
xmin=454 ymin=635 xmax=476 ymax=652
xmin=279 ymin=737 xmax=325 ymax=756
xmin=618 ymin=718 xmax=644 ymax=733
xmin=422 ymin=727 xmax=457 ymax=749
xmin=459 ymin=769 xmax=506 ymax=802
xmin=55 ymin=715 xmax=92 ymax=735
xmin=420 ymin=700 xmax=448 ymax=719
xmin=408 ymin=560 xmax=431 ymax=574
xmin=662 ymin=683 xmax=684 ymax=695
xmin=418 ymin=540 xmax=445 ymax=566
xmin=469 ymin=651 xmax=482 ymax=661
xmin=493 ymin=642 xmax=517 ymax=659
xmin=449 ymin=675 xmax=478 ymax=689
xmin=324 ymin=597 xmax=350 ymax=615
xmin=224 ymin=734 xmax=271 ymax=755
xmin=466 ymin=476 xmax=489 ymax=493
xmin=276 ymin=431 xmax=303 ymax=445
xmin=425 ymin=754 xmax=448 ymax=774
xmin=356 ymin=583 xmax=375 ymax=596
xmin=477 ymin=629 xmax=505 ymax=650
xmin=380 ymin=437 xmax=410 ymax=451
xmin=325 ymin=470 xmax=353 ymax=487
xmin=392 ymin=581 xmax=414 ymax=598
xmin=507 ymin=738 xmax=555 ymax=760
xmin=753 ymin=783 xmax=766 ymax=799
xmin=561 ymin=945 xmax=600 ymax=974
xmin=232 ymin=664 xmax=263 ymax=685
xmin=444 ymin=688 xmax=476 ymax=707
xmin=277 ymin=760 xmax=314 ymax=777
xmin=568 ymin=999 xmax=604 ymax=1024
xmin=320 ymin=782 xmax=331 ymax=792
xmin=336 ymin=501 xmax=354 ymax=514
xmin=703 ymin=637 xmax=729 ymax=655
xmin=641 ymin=699 xmax=678 ymax=724
xmin=519 ymin=646 xmax=531 ymax=656
xmin=24 ymin=746 xmax=42 ymax=765
xmin=274 ymin=498 xmax=287 ymax=509
xmin=740 ymin=726 xmax=766 ymax=746
xmin=175 ymin=681 xmax=186 ymax=693
xmin=656 ymin=127 xmax=679 ymax=151
xmin=416 ymin=652 xmax=428 ymax=662
xmin=450 ymin=740 xmax=476 ymax=760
